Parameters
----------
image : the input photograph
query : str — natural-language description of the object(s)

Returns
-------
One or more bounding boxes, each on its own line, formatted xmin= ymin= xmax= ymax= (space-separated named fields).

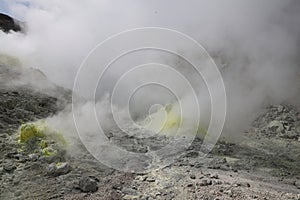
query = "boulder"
xmin=79 ymin=176 xmax=98 ymax=193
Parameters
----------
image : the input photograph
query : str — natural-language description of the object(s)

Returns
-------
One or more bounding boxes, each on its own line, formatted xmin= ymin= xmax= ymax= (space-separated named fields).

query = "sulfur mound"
xmin=17 ymin=121 xmax=67 ymax=162
xmin=18 ymin=123 xmax=45 ymax=143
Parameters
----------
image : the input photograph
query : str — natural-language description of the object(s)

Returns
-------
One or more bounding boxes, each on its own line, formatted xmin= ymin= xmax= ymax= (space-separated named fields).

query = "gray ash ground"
xmin=0 ymin=64 xmax=299 ymax=199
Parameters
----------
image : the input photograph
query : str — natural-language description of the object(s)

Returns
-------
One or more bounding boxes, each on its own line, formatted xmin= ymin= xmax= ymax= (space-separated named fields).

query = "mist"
xmin=0 ymin=0 xmax=299 ymax=143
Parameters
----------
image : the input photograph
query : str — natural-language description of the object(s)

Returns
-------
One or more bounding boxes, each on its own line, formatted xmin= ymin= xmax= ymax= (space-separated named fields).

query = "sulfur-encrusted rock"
xmin=18 ymin=123 xmax=45 ymax=143
xmin=17 ymin=122 xmax=68 ymax=163
xmin=47 ymin=162 xmax=71 ymax=176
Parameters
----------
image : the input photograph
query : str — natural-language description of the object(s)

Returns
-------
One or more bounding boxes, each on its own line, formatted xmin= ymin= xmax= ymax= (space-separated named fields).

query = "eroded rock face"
xmin=252 ymin=105 xmax=300 ymax=140
xmin=0 ymin=13 xmax=22 ymax=33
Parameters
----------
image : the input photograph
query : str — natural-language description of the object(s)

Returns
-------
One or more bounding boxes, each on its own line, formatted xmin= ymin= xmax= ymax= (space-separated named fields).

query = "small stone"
xmin=224 ymin=190 xmax=233 ymax=197
xmin=145 ymin=176 xmax=155 ymax=182
xmin=112 ymin=185 xmax=122 ymax=190
xmin=210 ymin=174 xmax=219 ymax=179
xmin=28 ymin=154 xmax=38 ymax=161
xmin=158 ymin=180 xmax=173 ymax=189
xmin=134 ymin=176 xmax=143 ymax=181
xmin=294 ymin=181 xmax=300 ymax=189
xmin=238 ymin=182 xmax=251 ymax=187
xmin=212 ymin=180 xmax=222 ymax=185
xmin=47 ymin=163 xmax=57 ymax=175
xmin=187 ymin=183 xmax=193 ymax=187
xmin=155 ymin=192 xmax=161 ymax=196
xmin=140 ymin=196 xmax=151 ymax=200
xmin=193 ymin=162 xmax=202 ymax=168
xmin=0 ymin=133 xmax=8 ymax=138
xmin=267 ymin=120 xmax=284 ymax=133
xmin=185 ymin=151 xmax=199 ymax=158
xmin=47 ymin=162 xmax=71 ymax=176
xmin=199 ymin=179 xmax=212 ymax=186
xmin=14 ymin=190 xmax=22 ymax=197
xmin=190 ymin=174 xmax=196 ymax=179
xmin=284 ymin=131 xmax=298 ymax=140
xmin=122 ymin=187 xmax=138 ymax=195
xmin=55 ymin=162 xmax=71 ymax=175
xmin=3 ymin=162 xmax=16 ymax=173
xmin=79 ymin=176 xmax=98 ymax=193
xmin=277 ymin=105 xmax=284 ymax=112
xmin=198 ymin=175 xmax=204 ymax=179
xmin=5 ymin=151 xmax=18 ymax=158
xmin=123 ymin=195 xmax=139 ymax=200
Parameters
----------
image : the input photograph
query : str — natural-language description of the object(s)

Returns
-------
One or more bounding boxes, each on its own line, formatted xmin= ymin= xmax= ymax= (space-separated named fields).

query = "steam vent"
xmin=0 ymin=1 xmax=299 ymax=199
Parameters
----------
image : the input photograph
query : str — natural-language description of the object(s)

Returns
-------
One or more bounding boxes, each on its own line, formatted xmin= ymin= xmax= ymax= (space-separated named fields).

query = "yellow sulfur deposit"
xmin=56 ymin=162 xmax=63 ymax=167
xmin=163 ymin=104 xmax=181 ymax=130
xmin=18 ymin=121 xmax=67 ymax=160
xmin=140 ymin=104 xmax=181 ymax=135
xmin=18 ymin=123 xmax=45 ymax=143
xmin=18 ymin=121 xmax=67 ymax=145
xmin=42 ymin=147 xmax=58 ymax=157
xmin=39 ymin=140 xmax=48 ymax=149
xmin=140 ymin=103 xmax=208 ymax=137
xmin=162 ymin=113 xmax=181 ymax=130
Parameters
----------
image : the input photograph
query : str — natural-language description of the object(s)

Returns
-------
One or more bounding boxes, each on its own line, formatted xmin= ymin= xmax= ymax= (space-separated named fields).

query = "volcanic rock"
xmin=78 ymin=176 xmax=98 ymax=193
xmin=47 ymin=162 xmax=71 ymax=176
xmin=0 ymin=13 xmax=22 ymax=33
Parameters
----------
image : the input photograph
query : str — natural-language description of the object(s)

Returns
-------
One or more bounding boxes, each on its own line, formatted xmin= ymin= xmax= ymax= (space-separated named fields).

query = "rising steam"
xmin=0 ymin=0 xmax=299 ymax=144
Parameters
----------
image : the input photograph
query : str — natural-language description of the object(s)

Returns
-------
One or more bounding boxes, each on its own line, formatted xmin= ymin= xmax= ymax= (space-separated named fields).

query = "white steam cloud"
xmin=0 ymin=0 xmax=299 ymax=142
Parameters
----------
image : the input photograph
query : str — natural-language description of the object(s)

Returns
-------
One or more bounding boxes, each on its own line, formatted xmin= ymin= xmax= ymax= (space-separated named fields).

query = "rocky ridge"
xmin=0 ymin=13 xmax=22 ymax=33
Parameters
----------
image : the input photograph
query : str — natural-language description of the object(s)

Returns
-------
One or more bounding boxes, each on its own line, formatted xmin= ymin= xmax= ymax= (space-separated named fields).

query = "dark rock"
xmin=190 ymin=174 xmax=196 ymax=179
xmin=112 ymin=185 xmax=122 ymax=190
xmin=3 ymin=161 xmax=16 ymax=173
xmin=185 ymin=151 xmax=199 ymax=158
xmin=187 ymin=183 xmax=193 ymax=187
xmin=79 ymin=176 xmax=98 ymax=193
xmin=198 ymin=179 xmax=212 ymax=186
xmin=5 ymin=151 xmax=18 ymax=159
xmin=210 ymin=173 xmax=219 ymax=179
xmin=0 ymin=13 xmax=22 ymax=33
xmin=294 ymin=181 xmax=300 ymax=189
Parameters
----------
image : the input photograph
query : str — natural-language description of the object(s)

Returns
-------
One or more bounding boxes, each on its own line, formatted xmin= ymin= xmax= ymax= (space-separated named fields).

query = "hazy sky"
xmin=0 ymin=1 xmax=9 ymax=15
